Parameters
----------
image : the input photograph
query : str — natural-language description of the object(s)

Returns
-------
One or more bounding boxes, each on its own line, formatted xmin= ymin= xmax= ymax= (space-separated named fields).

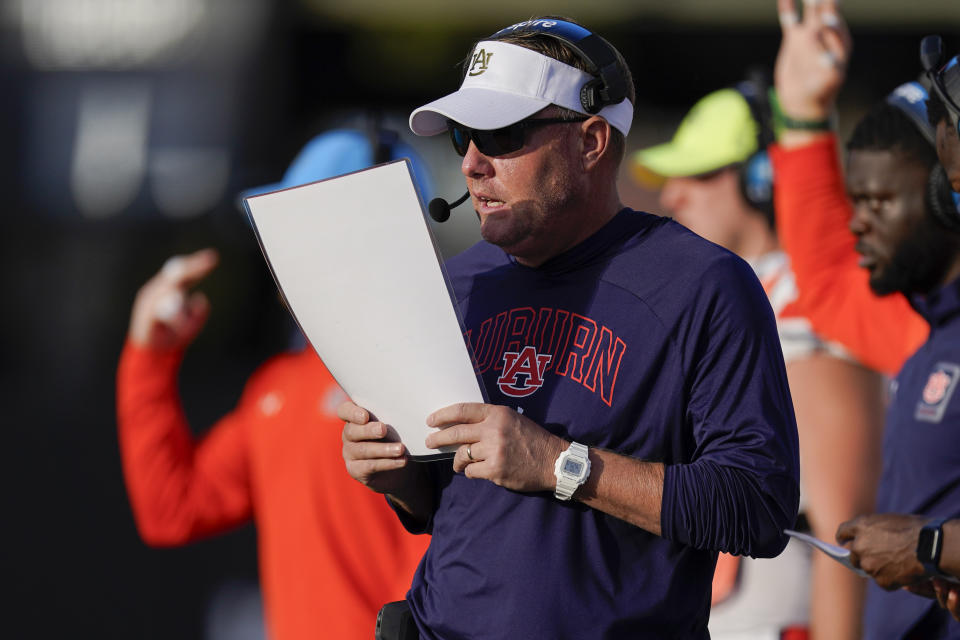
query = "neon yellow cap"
xmin=631 ymin=88 xmax=759 ymax=187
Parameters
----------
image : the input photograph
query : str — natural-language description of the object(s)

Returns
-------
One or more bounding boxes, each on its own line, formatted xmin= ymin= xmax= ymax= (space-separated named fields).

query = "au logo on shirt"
xmin=498 ymin=346 xmax=551 ymax=398
xmin=916 ymin=362 xmax=960 ymax=423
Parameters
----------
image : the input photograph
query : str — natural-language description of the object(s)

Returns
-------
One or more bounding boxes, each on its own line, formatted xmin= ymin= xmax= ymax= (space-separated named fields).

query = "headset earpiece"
xmin=739 ymin=150 xmax=774 ymax=221
xmin=927 ymin=164 xmax=960 ymax=232
xmin=883 ymin=80 xmax=960 ymax=232
xmin=580 ymin=78 xmax=604 ymax=114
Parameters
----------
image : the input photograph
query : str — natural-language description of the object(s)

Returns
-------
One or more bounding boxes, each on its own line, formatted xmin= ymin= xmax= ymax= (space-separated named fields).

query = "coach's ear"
xmin=580 ymin=116 xmax=613 ymax=172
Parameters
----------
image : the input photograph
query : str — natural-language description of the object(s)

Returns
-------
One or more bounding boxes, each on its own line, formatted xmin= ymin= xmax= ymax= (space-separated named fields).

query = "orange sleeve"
xmin=770 ymin=136 xmax=927 ymax=376
xmin=116 ymin=340 xmax=253 ymax=546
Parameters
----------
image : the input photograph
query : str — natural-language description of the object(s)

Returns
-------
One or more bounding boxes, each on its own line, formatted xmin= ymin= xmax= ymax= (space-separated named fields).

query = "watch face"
xmin=563 ymin=458 xmax=584 ymax=476
xmin=919 ymin=527 xmax=941 ymax=561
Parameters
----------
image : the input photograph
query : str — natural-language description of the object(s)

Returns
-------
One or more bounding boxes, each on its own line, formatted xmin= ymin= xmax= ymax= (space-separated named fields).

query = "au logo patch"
xmin=915 ymin=362 xmax=960 ymax=423
xmin=468 ymin=49 xmax=493 ymax=76
xmin=497 ymin=346 xmax=551 ymax=398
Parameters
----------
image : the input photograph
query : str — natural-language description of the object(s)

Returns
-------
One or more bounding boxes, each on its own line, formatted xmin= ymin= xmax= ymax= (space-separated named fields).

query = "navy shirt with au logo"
xmin=866 ymin=278 xmax=960 ymax=639
xmin=398 ymin=209 xmax=800 ymax=639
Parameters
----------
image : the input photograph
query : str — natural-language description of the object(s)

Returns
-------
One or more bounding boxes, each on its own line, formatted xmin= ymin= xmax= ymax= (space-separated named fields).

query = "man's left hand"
xmin=933 ymin=579 xmax=960 ymax=622
xmin=836 ymin=513 xmax=928 ymax=589
xmin=425 ymin=403 xmax=565 ymax=493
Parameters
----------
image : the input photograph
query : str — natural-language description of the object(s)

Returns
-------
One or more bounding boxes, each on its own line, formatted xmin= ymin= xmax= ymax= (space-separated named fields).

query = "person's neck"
xmin=572 ymin=186 xmax=623 ymax=247
xmin=734 ymin=219 xmax=779 ymax=263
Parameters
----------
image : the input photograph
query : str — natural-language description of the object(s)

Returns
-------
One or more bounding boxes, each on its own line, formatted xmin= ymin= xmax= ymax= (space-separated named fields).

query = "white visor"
xmin=409 ymin=40 xmax=633 ymax=137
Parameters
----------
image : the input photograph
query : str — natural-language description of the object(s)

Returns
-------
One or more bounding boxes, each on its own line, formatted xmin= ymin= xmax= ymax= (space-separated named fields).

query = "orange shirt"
xmin=769 ymin=135 xmax=927 ymax=376
xmin=116 ymin=342 xmax=429 ymax=640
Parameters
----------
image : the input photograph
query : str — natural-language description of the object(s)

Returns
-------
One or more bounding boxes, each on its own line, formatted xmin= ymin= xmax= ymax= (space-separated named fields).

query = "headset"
xmin=927 ymin=165 xmax=960 ymax=231
xmin=487 ymin=18 xmax=629 ymax=114
xmin=883 ymin=79 xmax=960 ymax=232
xmin=733 ymin=72 xmax=777 ymax=225
xmin=920 ymin=35 xmax=960 ymax=229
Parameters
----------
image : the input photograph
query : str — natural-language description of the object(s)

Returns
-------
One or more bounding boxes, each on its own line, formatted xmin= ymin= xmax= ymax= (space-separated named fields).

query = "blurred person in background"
xmin=116 ymin=123 xmax=433 ymax=640
xmin=772 ymin=0 xmax=960 ymax=636
xmin=822 ymin=30 xmax=960 ymax=629
xmin=631 ymin=63 xmax=885 ymax=640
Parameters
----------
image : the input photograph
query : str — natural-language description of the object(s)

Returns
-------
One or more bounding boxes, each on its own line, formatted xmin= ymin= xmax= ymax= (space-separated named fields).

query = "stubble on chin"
xmin=479 ymin=216 xmax=525 ymax=252
xmin=873 ymin=217 xmax=960 ymax=296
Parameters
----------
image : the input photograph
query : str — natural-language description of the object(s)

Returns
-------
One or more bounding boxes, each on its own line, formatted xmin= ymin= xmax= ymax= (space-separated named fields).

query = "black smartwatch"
xmin=917 ymin=517 xmax=949 ymax=576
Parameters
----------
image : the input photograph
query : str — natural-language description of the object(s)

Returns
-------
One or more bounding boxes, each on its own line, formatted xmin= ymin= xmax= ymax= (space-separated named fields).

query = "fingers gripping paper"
xmin=244 ymin=160 xmax=485 ymax=459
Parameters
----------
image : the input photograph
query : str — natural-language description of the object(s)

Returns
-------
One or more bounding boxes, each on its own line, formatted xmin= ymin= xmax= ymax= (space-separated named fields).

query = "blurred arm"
xmin=116 ymin=342 xmax=253 ymax=545
xmin=117 ymin=249 xmax=253 ymax=546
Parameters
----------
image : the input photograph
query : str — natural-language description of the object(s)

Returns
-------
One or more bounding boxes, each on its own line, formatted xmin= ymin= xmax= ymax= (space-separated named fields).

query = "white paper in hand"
xmin=784 ymin=529 xmax=869 ymax=577
xmin=243 ymin=159 xmax=486 ymax=459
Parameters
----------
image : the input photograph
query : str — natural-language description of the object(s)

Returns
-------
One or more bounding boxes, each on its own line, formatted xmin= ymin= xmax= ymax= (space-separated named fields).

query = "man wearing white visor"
xmin=341 ymin=17 xmax=800 ymax=639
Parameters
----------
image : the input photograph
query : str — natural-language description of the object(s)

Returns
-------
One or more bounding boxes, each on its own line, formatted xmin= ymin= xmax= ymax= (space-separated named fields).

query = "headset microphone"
xmin=428 ymin=191 xmax=470 ymax=222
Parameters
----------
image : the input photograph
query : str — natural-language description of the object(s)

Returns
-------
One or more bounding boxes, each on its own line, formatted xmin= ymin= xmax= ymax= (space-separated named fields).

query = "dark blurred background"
xmin=0 ymin=0 xmax=957 ymax=637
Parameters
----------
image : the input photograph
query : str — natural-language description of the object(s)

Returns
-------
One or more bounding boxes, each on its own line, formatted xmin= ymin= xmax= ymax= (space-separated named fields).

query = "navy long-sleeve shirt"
xmin=865 ymin=277 xmax=960 ymax=639
xmin=403 ymin=209 xmax=799 ymax=639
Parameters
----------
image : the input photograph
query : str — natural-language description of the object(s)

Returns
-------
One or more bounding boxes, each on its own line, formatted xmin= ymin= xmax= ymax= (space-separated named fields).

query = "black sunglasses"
xmin=447 ymin=116 xmax=588 ymax=157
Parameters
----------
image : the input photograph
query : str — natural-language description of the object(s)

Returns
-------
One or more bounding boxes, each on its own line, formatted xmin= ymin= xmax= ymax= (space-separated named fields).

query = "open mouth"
xmin=476 ymin=194 xmax=506 ymax=210
xmin=854 ymin=242 xmax=877 ymax=270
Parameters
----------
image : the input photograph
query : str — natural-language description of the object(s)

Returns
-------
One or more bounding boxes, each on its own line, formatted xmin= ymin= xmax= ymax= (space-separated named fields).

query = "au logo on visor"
xmin=469 ymin=49 xmax=494 ymax=76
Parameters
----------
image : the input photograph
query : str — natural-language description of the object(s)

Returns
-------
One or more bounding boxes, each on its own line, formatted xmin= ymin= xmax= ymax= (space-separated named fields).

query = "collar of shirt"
xmin=911 ymin=276 xmax=960 ymax=328
xmin=506 ymin=208 xmax=642 ymax=275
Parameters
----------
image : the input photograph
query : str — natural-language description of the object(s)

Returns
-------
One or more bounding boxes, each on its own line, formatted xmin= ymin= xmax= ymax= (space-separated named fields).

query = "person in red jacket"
xmin=116 ymin=127 xmax=433 ymax=640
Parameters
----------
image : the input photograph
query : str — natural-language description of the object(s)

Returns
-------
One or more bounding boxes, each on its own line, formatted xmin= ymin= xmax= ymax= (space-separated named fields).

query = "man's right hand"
xmin=128 ymin=248 xmax=219 ymax=350
xmin=774 ymin=0 xmax=851 ymax=139
xmin=339 ymin=400 xmax=436 ymax=528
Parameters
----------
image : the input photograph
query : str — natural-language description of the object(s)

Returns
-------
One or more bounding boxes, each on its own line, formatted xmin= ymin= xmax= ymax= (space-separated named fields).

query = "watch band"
xmin=554 ymin=477 xmax=580 ymax=500
xmin=918 ymin=517 xmax=949 ymax=576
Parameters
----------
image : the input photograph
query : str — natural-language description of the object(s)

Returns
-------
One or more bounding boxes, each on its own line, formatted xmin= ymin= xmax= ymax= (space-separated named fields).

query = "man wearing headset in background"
xmin=339 ymin=16 xmax=800 ymax=639
xmin=770 ymin=0 xmax=960 ymax=636
xmin=833 ymin=34 xmax=960 ymax=630
xmin=631 ymin=69 xmax=886 ymax=639
xmin=117 ymin=125 xmax=433 ymax=640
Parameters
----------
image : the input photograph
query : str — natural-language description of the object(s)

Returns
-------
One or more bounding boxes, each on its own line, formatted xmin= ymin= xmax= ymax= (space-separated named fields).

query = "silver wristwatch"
xmin=553 ymin=441 xmax=591 ymax=501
